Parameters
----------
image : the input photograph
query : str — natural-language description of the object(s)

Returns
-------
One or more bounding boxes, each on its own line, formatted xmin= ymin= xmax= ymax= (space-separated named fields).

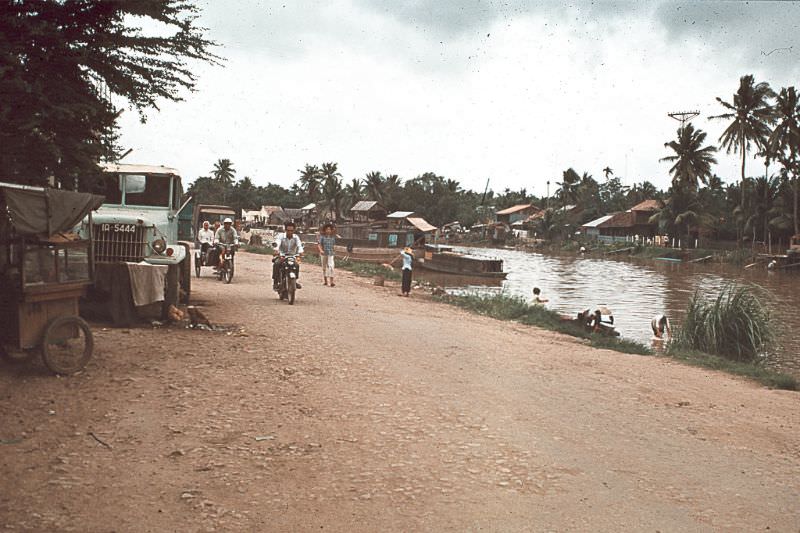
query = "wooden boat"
xmin=418 ymin=248 xmax=507 ymax=279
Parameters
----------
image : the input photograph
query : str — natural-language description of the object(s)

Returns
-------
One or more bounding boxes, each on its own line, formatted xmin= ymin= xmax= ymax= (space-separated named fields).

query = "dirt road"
xmin=1 ymin=251 xmax=799 ymax=532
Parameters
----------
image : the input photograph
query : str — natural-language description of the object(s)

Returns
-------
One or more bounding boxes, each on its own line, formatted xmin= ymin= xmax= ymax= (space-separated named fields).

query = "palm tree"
xmin=602 ymin=166 xmax=613 ymax=179
xmin=344 ymin=178 xmax=363 ymax=212
xmin=556 ymin=168 xmax=581 ymax=205
xmin=297 ymin=164 xmax=321 ymax=202
xmin=649 ymin=186 xmax=709 ymax=246
xmin=211 ymin=158 xmax=236 ymax=203
xmin=320 ymin=175 xmax=344 ymax=221
xmin=767 ymin=86 xmax=800 ymax=235
xmin=364 ymin=171 xmax=385 ymax=203
xmin=744 ymin=176 xmax=779 ymax=245
xmin=212 ymin=158 xmax=236 ymax=187
xmin=320 ymin=161 xmax=341 ymax=183
xmin=710 ymin=75 xmax=775 ymax=212
xmin=660 ymin=123 xmax=718 ymax=190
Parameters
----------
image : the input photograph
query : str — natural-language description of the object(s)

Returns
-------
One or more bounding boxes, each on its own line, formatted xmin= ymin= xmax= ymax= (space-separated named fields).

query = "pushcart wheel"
xmin=0 ymin=344 xmax=35 ymax=364
xmin=41 ymin=316 xmax=94 ymax=375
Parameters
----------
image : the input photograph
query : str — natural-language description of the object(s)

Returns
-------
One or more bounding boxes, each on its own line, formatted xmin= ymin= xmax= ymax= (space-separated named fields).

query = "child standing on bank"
xmin=400 ymin=247 xmax=414 ymax=297
xmin=317 ymin=222 xmax=337 ymax=287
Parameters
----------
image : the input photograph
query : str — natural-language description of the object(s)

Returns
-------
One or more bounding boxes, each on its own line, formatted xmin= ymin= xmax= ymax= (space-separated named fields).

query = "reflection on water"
xmin=419 ymin=246 xmax=800 ymax=377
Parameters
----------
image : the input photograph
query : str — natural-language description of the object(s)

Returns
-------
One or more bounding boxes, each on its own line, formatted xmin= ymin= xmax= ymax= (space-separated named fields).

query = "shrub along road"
xmin=1 ymin=251 xmax=798 ymax=531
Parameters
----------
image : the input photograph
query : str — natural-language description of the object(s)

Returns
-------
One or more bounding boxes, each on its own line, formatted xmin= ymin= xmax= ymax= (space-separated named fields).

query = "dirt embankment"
xmin=1 ymin=251 xmax=798 ymax=532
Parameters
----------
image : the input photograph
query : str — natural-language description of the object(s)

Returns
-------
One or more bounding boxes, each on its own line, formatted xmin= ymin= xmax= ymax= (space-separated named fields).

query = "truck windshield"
xmin=122 ymin=174 xmax=171 ymax=207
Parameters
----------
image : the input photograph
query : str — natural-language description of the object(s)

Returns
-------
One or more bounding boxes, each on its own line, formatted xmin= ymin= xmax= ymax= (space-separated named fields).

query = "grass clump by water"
xmin=439 ymin=293 xmax=652 ymax=355
xmin=673 ymin=284 xmax=773 ymax=363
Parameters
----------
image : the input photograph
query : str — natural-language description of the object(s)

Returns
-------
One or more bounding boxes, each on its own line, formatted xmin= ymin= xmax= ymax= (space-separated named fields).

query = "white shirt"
xmin=198 ymin=228 xmax=215 ymax=244
xmin=274 ymin=233 xmax=304 ymax=255
xmin=400 ymin=251 xmax=413 ymax=270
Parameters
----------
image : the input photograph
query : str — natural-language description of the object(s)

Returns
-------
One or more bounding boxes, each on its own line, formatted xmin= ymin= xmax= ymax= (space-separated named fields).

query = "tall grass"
xmin=673 ymin=284 xmax=773 ymax=362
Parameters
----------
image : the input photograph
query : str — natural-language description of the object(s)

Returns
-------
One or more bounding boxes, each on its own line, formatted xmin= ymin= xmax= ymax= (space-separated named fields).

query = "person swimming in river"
xmin=651 ymin=314 xmax=671 ymax=340
xmin=532 ymin=287 xmax=548 ymax=304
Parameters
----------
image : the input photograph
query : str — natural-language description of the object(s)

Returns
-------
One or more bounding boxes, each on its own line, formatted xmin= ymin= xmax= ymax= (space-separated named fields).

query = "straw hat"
xmin=597 ymin=305 xmax=613 ymax=315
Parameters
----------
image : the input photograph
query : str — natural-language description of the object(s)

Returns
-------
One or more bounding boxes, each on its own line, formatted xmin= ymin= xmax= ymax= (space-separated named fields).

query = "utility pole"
xmin=546 ymin=180 xmax=550 ymax=209
xmin=668 ymin=110 xmax=700 ymax=130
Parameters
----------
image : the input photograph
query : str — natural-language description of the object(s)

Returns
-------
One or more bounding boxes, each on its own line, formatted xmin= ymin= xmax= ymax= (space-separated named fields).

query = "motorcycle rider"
xmin=197 ymin=220 xmax=215 ymax=260
xmin=273 ymin=220 xmax=304 ymax=290
xmin=212 ymin=217 xmax=238 ymax=269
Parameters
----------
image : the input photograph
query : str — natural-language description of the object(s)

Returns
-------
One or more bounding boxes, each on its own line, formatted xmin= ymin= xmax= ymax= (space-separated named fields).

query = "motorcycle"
xmin=275 ymin=254 xmax=300 ymax=304
xmin=217 ymin=244 xmax=236 ymax=284
xmin=194 ymin=242 xmax=212 ymax=278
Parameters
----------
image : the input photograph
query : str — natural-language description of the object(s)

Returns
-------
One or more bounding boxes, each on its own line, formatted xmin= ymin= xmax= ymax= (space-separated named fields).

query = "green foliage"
xmin=673 ymin=284 xmax=774 ymax=362
xmin=0 ymin=0 xmax=219 ymax=187
xmin=660 ymin=123 xmax=718 ymax=190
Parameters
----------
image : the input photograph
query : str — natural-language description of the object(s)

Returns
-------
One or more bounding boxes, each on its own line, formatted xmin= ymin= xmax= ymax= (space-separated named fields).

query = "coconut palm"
xmin=343 ymin=178 xmax=363 ymax=212
xmin=556 ymin=168 xmax=581 ymax=205
xmin=297 ymin=164 xmax=321 ymax=202
xmin=744 ymin=176 xmax=780 ymax=245
xmin=767 ymin=86 xmax=800 ymax=234
xmin=710 ymin=75 xmax=775 ymax=212
xmin=660 ymin=123 xmax=718 ymax=190
xmin=320 ymin=175 xmax=344 ymax=221
xmin=212 ymin=158 xmax=236 ymax=187
xmin=320 ymin=161 xmax=341 ymax=183
xmin=602 ymin=166 xmax=614 ymax=179
xmin=649 ymin=185 xmax=709 ymax=245
xmin=364 ymin=171 xmax=385 ymax=203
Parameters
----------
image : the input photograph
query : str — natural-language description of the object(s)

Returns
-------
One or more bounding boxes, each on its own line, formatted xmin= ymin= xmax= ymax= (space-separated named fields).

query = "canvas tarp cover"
xmin=1 ymin=184 xmax=104 ymax=237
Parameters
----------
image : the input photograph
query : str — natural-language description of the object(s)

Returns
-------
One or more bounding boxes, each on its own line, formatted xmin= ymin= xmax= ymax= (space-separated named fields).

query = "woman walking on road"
xmin=318 ymin=222 xmax=337 ymax=287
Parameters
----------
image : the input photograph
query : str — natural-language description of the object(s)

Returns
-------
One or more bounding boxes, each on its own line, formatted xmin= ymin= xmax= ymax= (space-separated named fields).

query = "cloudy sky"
xmin=117 ymin=0 xmax=800 ymax=195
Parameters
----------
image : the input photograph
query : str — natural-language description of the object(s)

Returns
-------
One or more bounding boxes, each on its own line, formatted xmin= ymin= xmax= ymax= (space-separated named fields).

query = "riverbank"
xmin=248 ymin=244 xmax=797 ymax=391
xmin=2 ymin=251 xmax=798 ymax=530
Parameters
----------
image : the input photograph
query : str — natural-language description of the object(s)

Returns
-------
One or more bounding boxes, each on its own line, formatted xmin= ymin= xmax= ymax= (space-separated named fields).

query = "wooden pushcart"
xmin=0 ymin=183 xmax=104 ymax=374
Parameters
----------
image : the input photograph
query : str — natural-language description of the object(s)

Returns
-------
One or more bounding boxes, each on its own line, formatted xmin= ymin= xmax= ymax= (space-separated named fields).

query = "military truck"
xmin=81 ymin=163 xmax=192 ymax=308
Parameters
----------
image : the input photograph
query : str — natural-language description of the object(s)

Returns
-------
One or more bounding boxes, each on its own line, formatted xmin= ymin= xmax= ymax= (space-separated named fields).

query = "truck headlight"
xmin=152 ymin=238 xmax=166 ymax=254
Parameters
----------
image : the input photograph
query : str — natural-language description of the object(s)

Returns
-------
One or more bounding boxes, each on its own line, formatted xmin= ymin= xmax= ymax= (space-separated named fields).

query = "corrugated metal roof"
xmin=496 ymin=203 xmax=534 ymax=215
xmin=301 ymin=203 xmax=316 ymax=211
xmin=100 ymin=163 xmax=180 ymax=175
xmin=582 ymin=215 xmax=614 ymax=228
xmin=387 ymin=211 xmax=416 ymax=218
xmin=406 ymin=217 xmax=437 ymax=232
xmin=350 ymin=200 xmax=380 ymax=211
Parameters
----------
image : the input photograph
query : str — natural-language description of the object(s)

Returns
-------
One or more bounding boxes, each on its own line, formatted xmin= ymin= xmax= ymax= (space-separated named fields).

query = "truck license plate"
xmin=100 ymin=223 xmax=137 ymax=233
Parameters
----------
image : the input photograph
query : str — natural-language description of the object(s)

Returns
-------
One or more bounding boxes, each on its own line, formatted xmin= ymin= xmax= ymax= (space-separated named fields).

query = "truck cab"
xmin=80 ymin=163 xmax=192 ymax=305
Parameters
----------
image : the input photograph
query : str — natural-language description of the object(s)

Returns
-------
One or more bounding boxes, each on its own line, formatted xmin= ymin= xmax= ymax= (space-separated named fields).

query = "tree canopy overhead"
xmin=0 ymin=0 xmax=220 ymax=187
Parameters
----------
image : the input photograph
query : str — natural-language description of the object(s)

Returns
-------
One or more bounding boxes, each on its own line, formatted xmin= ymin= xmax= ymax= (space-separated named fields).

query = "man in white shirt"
xmin=198 ymin=220 xmax=214 ymax=246
xmin=273 ymin=221 xmax=304 ymax=289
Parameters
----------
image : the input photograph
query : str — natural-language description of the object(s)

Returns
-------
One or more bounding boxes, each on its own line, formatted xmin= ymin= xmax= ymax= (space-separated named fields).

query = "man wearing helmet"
xmin=273 ymin=220 xmax=304 ymax=289
xmin=211 ymin=217 xmax=238 ymax=269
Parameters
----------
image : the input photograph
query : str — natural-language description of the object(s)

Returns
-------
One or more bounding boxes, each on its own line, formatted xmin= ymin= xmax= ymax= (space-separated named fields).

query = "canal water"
xmin=416 ymin=247 xmax=800 ymax=377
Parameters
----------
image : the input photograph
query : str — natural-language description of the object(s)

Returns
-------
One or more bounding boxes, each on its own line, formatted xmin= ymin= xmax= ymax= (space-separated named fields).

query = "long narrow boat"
xmin=418 ymin=249 xmax=507 ymax=279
